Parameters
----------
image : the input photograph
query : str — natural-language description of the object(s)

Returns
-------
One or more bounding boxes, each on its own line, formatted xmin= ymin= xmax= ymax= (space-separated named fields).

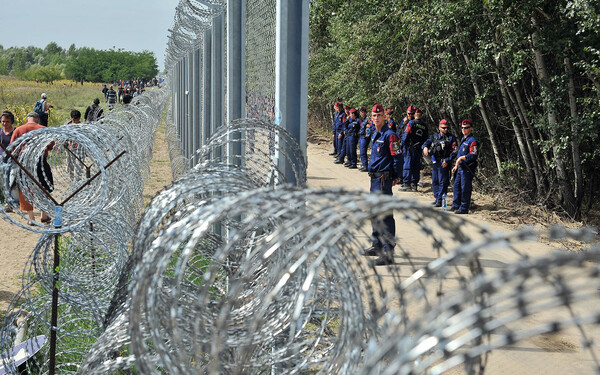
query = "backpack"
xmin=34 ymin=100 xmax=45 ymax=116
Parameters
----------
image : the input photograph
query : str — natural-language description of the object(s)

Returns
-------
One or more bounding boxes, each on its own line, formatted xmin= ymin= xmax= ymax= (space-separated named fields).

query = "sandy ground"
xmin=0 ymin=127 xmax=596 ymax=373
xmin=307 ymin=139 xmax=599 ymax=374
xmin=0 ymin=123 xmax=172 ymax=316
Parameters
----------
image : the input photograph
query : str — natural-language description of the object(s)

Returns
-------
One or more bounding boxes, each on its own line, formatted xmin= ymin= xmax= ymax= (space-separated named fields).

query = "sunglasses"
xmin=440 ymin=126 xmax=448 ymax=129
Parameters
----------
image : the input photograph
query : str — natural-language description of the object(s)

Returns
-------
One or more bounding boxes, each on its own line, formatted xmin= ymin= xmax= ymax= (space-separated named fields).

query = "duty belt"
xmin=368 ymin=171 xmax=391 ymax=180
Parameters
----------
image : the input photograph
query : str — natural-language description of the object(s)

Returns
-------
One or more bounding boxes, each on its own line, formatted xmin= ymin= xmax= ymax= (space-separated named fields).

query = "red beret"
xmin=360 ymin=107 xmax=367 ymax=112
xmin=344 ymin=105 xmax=350 ymax=110
xmin=349 ymin=108 xmax=357 ymax=114
xmin=372 ymin=103 xmax=384 ymax=113
xmin=335 ymin=102 xmax=342 ymax=107
xmin=415 ymin=108 xmax=422 ymax=114
xmin=462 ymin=119 xmax=472 ymax=126
xmin=385 ymin=108 xmax=394 ymax=114
xmin=407 ymin=105 xmax=416 ymax=113
xmin=439 ymin=119 xmax=447 ymax=125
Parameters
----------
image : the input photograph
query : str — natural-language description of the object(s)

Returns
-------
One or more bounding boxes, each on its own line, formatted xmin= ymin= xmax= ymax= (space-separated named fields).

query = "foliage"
xmin=0 ymin=42 xmax=158 ymax=83
xmin=64 ymin=48 xmax=158 ymax=83
xmin=15 ymin=64 xmax=64 ymax=83
xmin=0 ymin=76 xmax=106 ymax=126
xmin=308 ymin=0 xmax=600 ymax=220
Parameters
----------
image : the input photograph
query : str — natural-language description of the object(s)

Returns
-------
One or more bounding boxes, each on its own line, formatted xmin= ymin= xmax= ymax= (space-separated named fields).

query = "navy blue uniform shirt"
xmin=334 ymin=112 xmax=346 ymax=133
xmin=347 ymin=117 xmax=360 ymax=134
xmin=423 ymin=132 xmax=457 ymax=164
xmin=454 ymin=134 xmax=479 ymax=170
xmin=359 ymin=117 xmax=370 ymax=136
xmin=369 ymin=127 xmax=403 ymax=179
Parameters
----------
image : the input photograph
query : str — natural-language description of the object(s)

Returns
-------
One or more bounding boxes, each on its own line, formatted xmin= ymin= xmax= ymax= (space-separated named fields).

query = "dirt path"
xmin=0 ymin=122 xmax=172 ymax=317
xmin=306 ymin=139 xmax=599 ymax=374
xmin=0 ymin=127 xmax=596 ymax=374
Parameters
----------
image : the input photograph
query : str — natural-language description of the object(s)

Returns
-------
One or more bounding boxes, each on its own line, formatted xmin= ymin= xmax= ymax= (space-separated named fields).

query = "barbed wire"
xmin=0 ymin=0 xmax=597 ymax=373
xmin=165 ymin=0 xmax=226 ymax=71
xmin=0 ymin=86 xmax=170 ymax=374
xmin=357 ymin=235 xmax=600 ymax=375
xmin=1 ymin=90 xmax=597 ymax=375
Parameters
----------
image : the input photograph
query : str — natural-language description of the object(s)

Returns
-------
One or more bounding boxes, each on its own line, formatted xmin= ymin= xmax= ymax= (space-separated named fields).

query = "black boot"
xmin=363 ymin=246 xmax=381 ymax=256
xmin=373 ymin=253 xmax=394 ymax=266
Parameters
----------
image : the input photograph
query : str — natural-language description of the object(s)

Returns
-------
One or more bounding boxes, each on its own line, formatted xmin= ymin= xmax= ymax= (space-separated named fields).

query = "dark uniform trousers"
xmin=359 ymin=136 xmax=369 ymax=168
xmin=370 ymin=175 xmax=396 ymax=252
xmin=337 ymin=133 xmax=346 ymax=162
xmin=402 ymin=145 xmax=421 ymax=185
xmin=346 ymin=134 xmax=358 ymax=166
xmin=431 ymin=160 xmax=451 ymax=203
xmin=451 ymin=167 xmax=474 ymax=212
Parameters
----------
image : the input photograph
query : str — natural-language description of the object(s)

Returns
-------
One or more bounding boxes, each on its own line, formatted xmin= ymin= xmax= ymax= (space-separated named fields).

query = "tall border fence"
xmin=0 ymin=1 xmax=598 ymax=375
xmin=166 ymin=0 xmax=309 ymax=185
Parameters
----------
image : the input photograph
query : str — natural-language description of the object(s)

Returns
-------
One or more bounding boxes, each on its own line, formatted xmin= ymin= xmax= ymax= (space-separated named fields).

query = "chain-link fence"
xmin=0 ymin=1 xmax=598 ymax=375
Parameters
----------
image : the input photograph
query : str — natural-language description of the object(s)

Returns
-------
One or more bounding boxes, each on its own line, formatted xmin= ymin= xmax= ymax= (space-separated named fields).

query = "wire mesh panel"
xmin=0 ymin=2 xmax=598 ymax=375
xmin=245 ymin=0 xmax=277 ymax=122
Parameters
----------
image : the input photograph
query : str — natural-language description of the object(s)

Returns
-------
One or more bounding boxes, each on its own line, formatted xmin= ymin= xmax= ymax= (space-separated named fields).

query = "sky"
xmin=0 ymin=0 xmax=177 ymax=72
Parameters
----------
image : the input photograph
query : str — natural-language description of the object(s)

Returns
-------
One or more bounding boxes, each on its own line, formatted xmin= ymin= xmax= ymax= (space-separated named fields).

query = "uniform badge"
xmin=392 ymin=141 xmax=400 ymax=152
xmin=472 ymin=145 xmax=477 ymax=154
xmin=377 ymin=147 xmax=380 ymax=153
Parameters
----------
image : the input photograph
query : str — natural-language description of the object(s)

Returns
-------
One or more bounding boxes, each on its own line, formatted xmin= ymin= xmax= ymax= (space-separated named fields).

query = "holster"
xmin=368 ymin=171 xmax=391 ymax=180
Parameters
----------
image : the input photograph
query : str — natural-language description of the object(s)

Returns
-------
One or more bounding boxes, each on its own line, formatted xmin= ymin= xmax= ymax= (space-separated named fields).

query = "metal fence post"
xmin=202 ymin=28 xmax=212 ymax=147
xmin=186 ymin=52 xmax=194 ymax=160
xmin=227 ymin=0 xmax=246 ymax=167
xmin=227 ymin=1 xmax=246 ymax=124
xmin=275 ymin=0 xmax=309 ymax=186
xmin=192 ymin=48 xmax=201 ymax=165
xmin=212 ymin=13 xmax=225 ymax=137
xmin=180 ymin=59 xmax=188 ymax=158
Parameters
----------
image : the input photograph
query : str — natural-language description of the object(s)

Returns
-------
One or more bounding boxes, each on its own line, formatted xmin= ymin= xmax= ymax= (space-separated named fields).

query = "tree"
xmin=308 ymin=0 xmax=600 ymax=219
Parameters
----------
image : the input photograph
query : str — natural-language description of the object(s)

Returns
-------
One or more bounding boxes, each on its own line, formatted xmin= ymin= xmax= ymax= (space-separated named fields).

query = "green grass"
xmin=0 ymin=76 xmax=109 ymax=126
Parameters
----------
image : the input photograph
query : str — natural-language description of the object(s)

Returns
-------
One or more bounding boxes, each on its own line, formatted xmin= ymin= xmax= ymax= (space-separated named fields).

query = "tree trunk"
xmin=531 ymin=16 xmax=579 ymax=219
xmin=442 ymin=46 xmax=459 ymax=129
xmin=458 ymin=42 xmax=503 ymax=175
xmin=494 ymin=58 xmax=537 ymax=195
xmin=518 ymin=80 xmax=552 ymax=168
xmin=497 ymin=53 xmax=547 ymax=198
xmin=446 ymin=93 xmax=459 ymax=131
xmin=564 ymin=52 xmax=583 ymax=218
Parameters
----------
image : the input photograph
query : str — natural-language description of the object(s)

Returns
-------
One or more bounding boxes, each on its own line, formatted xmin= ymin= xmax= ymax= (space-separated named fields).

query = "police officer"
xmin=345 ymin=108 xmax=360 ymax=169
xmin=385 ymin=108 xmax=397 ymax=133
xmin=450 ymin=119 xmax=479 ymax=214
xmin=358 ymin=107 xmax=371 ymax=172
xmin=398 ymin=105 xmax=415 ymax=138
xmin=335 ymin=105 xmax=351 ymax=164
xmin=331 ymin=102 xmax=345 ymax=157
xmin=364 ymin=103 xmax=403 ymax=266
xmin=423 ymin=119 xmax=457 ymax=207
xmin=397 ymin=105 xmax=415 ymax=190
xmin=400 ymin=108 xmax=428 ymax=191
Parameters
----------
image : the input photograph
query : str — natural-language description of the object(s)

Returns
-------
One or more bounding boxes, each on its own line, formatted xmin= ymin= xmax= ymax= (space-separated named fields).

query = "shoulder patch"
xmin=470 ymin=141 xmax=478 ymax=155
